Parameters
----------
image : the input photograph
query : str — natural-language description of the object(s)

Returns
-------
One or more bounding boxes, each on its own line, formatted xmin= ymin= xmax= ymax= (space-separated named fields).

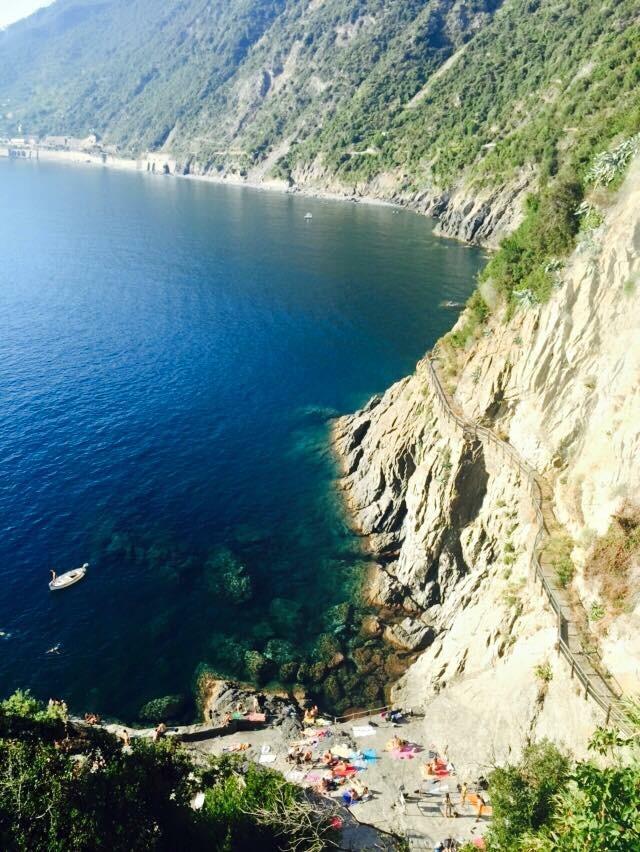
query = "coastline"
xmin=2 ymin=145 xmax=403 ymax=214
xmin=2 ymin=143 xmax=520 ymax=249
xmin=3 ymin=144 xmax=517 ymax=247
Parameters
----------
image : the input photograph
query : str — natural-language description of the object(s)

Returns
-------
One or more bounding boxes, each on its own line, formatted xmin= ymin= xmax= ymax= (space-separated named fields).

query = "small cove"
xmin=0 ymin=159 xmax=485 ymax=720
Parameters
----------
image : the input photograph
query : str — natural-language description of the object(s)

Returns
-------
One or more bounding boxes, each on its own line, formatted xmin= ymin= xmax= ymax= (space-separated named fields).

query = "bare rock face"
xmin=449 ymin=156 xmax=640 ymax=694
xmin=383 ymin=617 xmax=435 ymax=652
xmin=332 ymin=156 xmax=640 ymax=768
xmin=201 ymin=677 xmax=302 ymax=736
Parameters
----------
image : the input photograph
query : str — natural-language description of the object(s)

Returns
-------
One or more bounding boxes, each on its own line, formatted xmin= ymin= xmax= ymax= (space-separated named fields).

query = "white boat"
xmin=304 ymin=212 xmax=313 ymax=220
xmin=49 ymin=563 xmax=88 ymax=591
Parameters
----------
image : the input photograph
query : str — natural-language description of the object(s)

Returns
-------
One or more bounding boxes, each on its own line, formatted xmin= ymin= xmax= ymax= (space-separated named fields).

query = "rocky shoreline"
xmin=3 ymin=143 xmax=524 ymax=248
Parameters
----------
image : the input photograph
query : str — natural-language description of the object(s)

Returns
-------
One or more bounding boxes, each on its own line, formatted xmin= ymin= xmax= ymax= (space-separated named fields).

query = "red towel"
xmin=333 ymin=765 xmax=357 ymax=778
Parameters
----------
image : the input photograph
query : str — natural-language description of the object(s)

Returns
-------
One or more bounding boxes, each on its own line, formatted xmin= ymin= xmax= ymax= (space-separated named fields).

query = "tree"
xmin=484 ymin=740 xmax=570 ymax=850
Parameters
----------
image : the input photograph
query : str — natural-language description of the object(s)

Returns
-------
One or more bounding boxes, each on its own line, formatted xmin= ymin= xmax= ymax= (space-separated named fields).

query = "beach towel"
xmin=285 ymin=769 xmax=305 ymax=783
xmin=304 ymin=771 xmax=328 ymax=784
xmin=331 ymin=744 xmax=353 ymax=759
xmin=467 ymin=793 xmax=493 ymax=816
xmin=363 ymin=748 xmax=378 ymax=761
xmin=304 ymin=727 xmax=326 ymax=738
xmin=333 ymin=765 xmax=357 ymax=778
xmin=191 ymin=791 xmax=205 ymax=811
xmin=352 ymin=725 xmax=376 ymax=737
xmin=390 ymin=748 xmax=416 ymax=760
xmin=259 ymin=754 xmax=276 ymax=764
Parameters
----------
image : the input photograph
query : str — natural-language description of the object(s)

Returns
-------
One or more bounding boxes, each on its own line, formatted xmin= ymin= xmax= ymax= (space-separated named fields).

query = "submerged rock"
xmin=139 ymin=694 xmax=186 ymax=723
xmin=244 ymin=650 xmax=275 ymax=684
xmin=263 ymin=638 xmax=296 ymax=665
xmin=205 ymin=547 xmax=253 ymax=604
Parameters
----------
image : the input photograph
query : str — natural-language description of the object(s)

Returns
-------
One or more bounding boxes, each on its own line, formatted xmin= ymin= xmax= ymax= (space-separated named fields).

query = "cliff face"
xmin=333 ymin=158 xmax=640 ymax=773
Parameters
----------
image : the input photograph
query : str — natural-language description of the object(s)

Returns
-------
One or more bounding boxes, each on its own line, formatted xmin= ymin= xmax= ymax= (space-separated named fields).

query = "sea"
xmin=0 ymin=159 xmax=484 ymax=720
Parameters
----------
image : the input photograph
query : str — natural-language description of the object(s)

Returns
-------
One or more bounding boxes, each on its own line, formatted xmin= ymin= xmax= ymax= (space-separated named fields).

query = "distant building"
xmin=80 ymin=133 xmax=98 ymax=150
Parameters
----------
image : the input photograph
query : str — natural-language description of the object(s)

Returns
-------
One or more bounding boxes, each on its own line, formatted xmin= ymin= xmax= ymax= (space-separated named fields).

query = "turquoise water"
xmin=0 ymin=159 xmax=484 ymax=720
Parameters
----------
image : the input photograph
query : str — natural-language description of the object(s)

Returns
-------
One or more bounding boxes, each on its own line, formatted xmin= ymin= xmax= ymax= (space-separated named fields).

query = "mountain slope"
xmin=2 ymin=0 xmax=638 ymax=243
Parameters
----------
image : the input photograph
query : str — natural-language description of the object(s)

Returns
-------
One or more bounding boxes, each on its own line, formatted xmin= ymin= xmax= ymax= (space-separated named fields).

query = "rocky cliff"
xmin=332 ymin=157 xmax=640 ymax=774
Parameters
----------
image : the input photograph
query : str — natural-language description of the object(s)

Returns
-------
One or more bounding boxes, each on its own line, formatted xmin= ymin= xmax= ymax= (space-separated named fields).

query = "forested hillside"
xmin=2 ymin=0 xmax=638 ymax=210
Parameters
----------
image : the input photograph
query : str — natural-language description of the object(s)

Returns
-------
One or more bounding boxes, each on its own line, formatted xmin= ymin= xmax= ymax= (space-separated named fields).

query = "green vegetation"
xmin=449 ymin=291 xmax=489 ymax=349
xmin=2 ymin=0 xmax=638 ymax=193
xmin=138 ymin=694 xmax=186 ymax=724
xmin=484 ymin=740 xmax=570 ymax=850
xmin=546 ymin=532 xmax=575 ymax=589
xmin=534 ymin=662 xmax=553 ymax=684
xmin=475 ymin=709 xmax=640 ymax=852
xmin=0 ymin=691 xmax=338 ymax=852
xmin=1 ymin=1 xmax=637 ymax=321
xmin=481 ymin=179 xmax=581 ymax=307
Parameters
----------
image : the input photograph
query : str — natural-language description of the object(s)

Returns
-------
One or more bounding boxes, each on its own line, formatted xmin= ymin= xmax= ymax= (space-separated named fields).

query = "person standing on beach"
xmin=444 ymin=793 xmax=454 ymax=817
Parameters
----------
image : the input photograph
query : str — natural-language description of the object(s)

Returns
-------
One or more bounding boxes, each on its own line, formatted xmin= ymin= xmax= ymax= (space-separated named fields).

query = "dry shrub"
xmin=587 ymin=503 xmax=640 ymax=612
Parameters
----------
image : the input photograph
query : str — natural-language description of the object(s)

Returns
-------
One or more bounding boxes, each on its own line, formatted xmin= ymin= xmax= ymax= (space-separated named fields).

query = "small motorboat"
xmin=304 ymin=212 xmax=313 ymax=220
xmin=49 ymin=563 xmax=88 ymax=591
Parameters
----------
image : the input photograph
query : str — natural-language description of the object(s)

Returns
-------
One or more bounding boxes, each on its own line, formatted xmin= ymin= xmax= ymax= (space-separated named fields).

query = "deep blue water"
xmin=0 ymin=159 xmax=483 ymax=720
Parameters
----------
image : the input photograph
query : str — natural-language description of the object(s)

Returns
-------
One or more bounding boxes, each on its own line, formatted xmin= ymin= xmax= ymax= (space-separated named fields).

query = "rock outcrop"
xmin=332 ymin=157 xmax=640 ymax=770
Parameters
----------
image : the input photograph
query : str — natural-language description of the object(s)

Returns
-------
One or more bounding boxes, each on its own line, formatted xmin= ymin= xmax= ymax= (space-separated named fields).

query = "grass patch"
xmin=534 ymin=661 xmax=553 ymax=683
xmin=448 ymin=291 xmax=489 ymax=349
xmin=546 ymin=533 xmax=575 ymax=588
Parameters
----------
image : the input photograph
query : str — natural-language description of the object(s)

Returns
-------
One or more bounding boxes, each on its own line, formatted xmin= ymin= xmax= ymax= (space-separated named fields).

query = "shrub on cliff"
xmin=586 ymin=503 xmax=640 ymax=613
xmin=449 ymin=290 xmax=489 ymax=349
xmin=0 ymin=689 xmax=68 ymax=741
xmin=485 ymin=740 xmax=570 ymax=850
xmin=0 ymin=691 xmax=339 ymax=852
xmin=482 ymin=178 xmax=582 ymax=307
xmin=199 ymin=755 xmax=340 ymax=851
xmin=482 ymin=713 xmax=640 ymax=852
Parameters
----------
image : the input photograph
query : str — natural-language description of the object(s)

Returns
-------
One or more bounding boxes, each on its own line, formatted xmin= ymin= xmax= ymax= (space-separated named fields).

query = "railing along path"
xmin=424 ymin=354 xmax=631 ymax=735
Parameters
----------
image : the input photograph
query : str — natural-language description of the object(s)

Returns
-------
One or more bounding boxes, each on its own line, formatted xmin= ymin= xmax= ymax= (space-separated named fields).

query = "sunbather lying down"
xmin=385 ymin=735 xmax=408 ymax=751
xmin=222 ymin=742 xmax=250 ymax=753
xmin=341 ymin=782 xmax=371 ymax=806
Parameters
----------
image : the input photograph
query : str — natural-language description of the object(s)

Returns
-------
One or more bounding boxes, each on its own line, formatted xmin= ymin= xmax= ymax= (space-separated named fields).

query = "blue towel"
xmin=363 ymin=749 xmax=378 ymax=760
